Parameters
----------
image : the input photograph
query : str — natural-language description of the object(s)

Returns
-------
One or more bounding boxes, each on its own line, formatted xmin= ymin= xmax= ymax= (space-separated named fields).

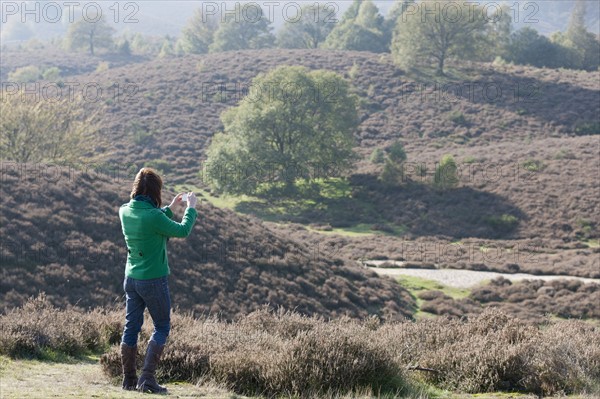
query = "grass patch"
xmin=397 ymin=275 xmax=471 ymax=300
xmin=306 ymin=223 xmax=407 ymax=238
xmin=396 ymin=275 xmax=471 ymax=320
xmin=181 ymin=179 xmax=407 ymax=237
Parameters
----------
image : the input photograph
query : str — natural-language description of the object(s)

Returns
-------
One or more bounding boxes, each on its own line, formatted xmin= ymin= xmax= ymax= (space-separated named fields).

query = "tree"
xmin=378 ymin=141 xmax=407 ymax=186
xmin=277 ymin=4 xmax=335 ymax=49
xmin=552 ymin=0 xmax=600 ymax=71
xmin=386 ymin=140 xmax=407 ymax=163
xmin=370 ymin=148 xmax=385 ymax=164
xmin=322 ymin=0 xmax=387 ymax=53
xmin=209 ymin=8 xmax=275 ymax=52
xmin=66 ymin=17 xmax=115 ymax=55
xmin=483 ymin=5 xmax=512 ymax=61
xmin=0 ymin=92 xmax=95 ymax=163
xmin=178 ymin=8 xmax=219 ymax=54
xmin=204 ymin=66 xmax=359 ymax=194
xmin=383 ymin=0 xmax=415 ymax=49
xmin=506 ymin=27 xmax=562 ymax=68
xmin=391 ymin=0 xmax=489 ymax=75
xmin=434 ymin=154 xmax=459 ymax=189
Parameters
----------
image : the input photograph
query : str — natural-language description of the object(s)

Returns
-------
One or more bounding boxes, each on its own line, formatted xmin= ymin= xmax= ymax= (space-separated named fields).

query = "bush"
xmin=95 ymin=61 xmax=110 ymax=73
xmin=370 ymin=148 xmax=385 ymax=164
xmin=434 ymin=154 xmax=459 ymax=189
xmin=574 ymin=121 xmax=600 ymax=136
xmin=144 ymin=159 xmax=172 ymax=174
xmin=8 ymin=65 xmax=41 ymax=83
xmin=448 ymin=111 xmax=468 ymax=126
xmin=485 ymin=214 xmax=519 ymax=234
xmin=0 ymin=295 xmax=121 ymax=358
xmin=522 ymin=159 xmax=544 ymax=172
xmin=41 ymin=67 xmax=61 ymax=81
xmin=129 ymin=122 xmax=154 ymax=145
xmin=379 ymin=159 xmax=402 ymax=187
xmin=386 ymin=140 xmax=407 ymax=163
xmin=3 ymin=301 xmax=599 ymax=397
xmin=101 ymin=308 xmax=407 ymax=397
xmin=384 ymin=309 xmax=600 ymax=395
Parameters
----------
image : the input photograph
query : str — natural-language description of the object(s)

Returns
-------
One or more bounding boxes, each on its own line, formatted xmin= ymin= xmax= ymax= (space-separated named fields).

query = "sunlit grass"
xmin=174 ymin=180 xmax=407 ymax=237
xmin=396 ymin=275 xmax=472 ymax=321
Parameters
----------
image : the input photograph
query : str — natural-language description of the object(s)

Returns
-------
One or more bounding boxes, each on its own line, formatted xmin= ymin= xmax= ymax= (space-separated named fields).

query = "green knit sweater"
xmin=119 ymin=199 xmax=197 ymax=279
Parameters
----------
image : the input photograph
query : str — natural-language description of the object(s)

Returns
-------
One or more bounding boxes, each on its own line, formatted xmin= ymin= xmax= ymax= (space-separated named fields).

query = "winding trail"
xmin=364 ymin=260 xmax=600 ymax=289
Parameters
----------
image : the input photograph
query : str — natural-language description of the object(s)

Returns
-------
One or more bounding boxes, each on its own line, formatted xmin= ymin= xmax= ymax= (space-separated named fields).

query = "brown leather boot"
xmin=120 ymin=343 xmax=138 ymax=390
xmin=136 ymin=340 xmax=167 ymax=394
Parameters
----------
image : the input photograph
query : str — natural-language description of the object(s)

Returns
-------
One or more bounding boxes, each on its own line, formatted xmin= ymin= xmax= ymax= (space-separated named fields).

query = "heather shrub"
xmin=101 ymin=308 xmax=406 ymax=397
xmin=0 ymin=295 xmax=121 ymax=358
xmin=3 ymin=300 xmax=599 ymax=397
xmin=381 ymin=309 xmax=600 ymax=396
xmin=523 ymin=320 xmax=600 ymax=394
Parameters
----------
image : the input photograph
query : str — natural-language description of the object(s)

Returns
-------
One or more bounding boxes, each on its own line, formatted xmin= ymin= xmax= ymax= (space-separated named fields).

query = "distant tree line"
xmin=13 ymin=0 xmax=596 ymax=73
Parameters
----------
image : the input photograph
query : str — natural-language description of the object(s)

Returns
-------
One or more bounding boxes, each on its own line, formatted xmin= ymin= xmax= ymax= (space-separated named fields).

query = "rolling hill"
xmin=55 ymin=48 xmax=599 ymax=276
xmin=0 ymin=164 xmax=414 ymax=319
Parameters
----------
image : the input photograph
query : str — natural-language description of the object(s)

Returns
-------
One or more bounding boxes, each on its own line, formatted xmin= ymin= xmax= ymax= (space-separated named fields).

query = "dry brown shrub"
xmin=0 ymin=294 xmax=121 ymax=358
xmin=3 ymin=296 xmax=599 ymax=397
xmin=99 ymin=308 xmax=404 ymax=397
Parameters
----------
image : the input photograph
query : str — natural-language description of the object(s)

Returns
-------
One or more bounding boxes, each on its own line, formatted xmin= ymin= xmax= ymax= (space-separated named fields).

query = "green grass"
xmin=396 ymin=275 xmax=471 ymax=320
xmin=306 ymin=223 xmax=406 ymax=238
xmin=398 ymin=275 xmax=471 ymax=300
xmin=174 ymin=180 xmax=407 ymax=237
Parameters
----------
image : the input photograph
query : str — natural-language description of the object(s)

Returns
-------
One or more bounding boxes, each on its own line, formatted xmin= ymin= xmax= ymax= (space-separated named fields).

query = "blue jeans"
xmin=121 ymin=276 xmax=171 ymax=346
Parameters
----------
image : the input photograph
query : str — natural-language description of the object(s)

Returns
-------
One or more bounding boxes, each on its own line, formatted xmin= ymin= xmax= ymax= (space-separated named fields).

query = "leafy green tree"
xmin=116 ymin=38 xmax=131 ymax=55
xmin=383 ymin=0 xmax=415 ymax=49
xmin=551 ymin=0 xmax=600 ymax=71
xmin=379 ymin=158 xmax=403 ymax=187
xmin=66 ymin=17 xmax=114 ymax=55
xmin=378 ymin=141 xmax=408 ymax=186
xmin=386 ymin=140 xmax=407 ymax=163
xmin=370 ymin=148 xmax=385 ymax=164
xmin=209 ymin=9 xmax=275 ymax=52
xmin=322 ymin=0 xmax=387 ymax=53
xmin=179 ymin=8 xmax=219 ymax=54
xmin=392 ymin=0 xmax=489 ymax=75
xmin=434 ymin=154 xmax=459 ymax=189
xmin=483 ymin=5 xmax=512 ymax=61
xmin=277 ymin=4 xmax=335 ymax=49
xmin=205 ymin=66 xmax=359 ymax=194
xmin=506 ymin=27 xmax=562 ymax=68
xmin=0 ymin=92 xmax=95 ymax=163
xmin=158 ymin=39 xmax=175 ymax=58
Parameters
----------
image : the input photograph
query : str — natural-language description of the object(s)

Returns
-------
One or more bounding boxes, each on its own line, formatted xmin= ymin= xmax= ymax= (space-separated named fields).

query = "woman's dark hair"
xmin=130 ymin=168 xmax=163 ymax=207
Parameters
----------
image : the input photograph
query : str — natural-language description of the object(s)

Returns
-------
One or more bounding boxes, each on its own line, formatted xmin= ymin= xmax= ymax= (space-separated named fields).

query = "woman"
xmin=118 ymin=168 xmax=198 ymax=393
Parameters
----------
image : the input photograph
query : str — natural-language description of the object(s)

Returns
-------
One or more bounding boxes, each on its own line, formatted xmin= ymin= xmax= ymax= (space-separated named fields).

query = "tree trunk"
xmin=437 ymin=54 xmax=445 ymax=76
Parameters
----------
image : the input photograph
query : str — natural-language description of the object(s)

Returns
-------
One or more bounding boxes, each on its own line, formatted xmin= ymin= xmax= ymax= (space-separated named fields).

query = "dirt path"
xmin=365 ymin=261 xmax=600 ymax=288
xmin=0 ymin=356 xmax=243 ymax=399
xmin=0 ymin=356 xmax=558 ymax=399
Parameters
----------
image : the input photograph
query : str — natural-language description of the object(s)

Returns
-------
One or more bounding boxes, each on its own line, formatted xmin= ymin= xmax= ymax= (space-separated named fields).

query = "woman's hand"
xmin=186 ymin=192 xmax=198 ymax=208
xmin=169 ymin=193 xmax=185 ymax=209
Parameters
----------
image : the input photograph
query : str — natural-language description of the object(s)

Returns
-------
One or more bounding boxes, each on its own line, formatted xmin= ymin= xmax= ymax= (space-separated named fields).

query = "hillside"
xmin=2 ymin=48 xmax=598 ymax=280
xmin=0 ymin=165 xmax=414 ymax=319
xmin=42 ymin=48 xmax=597 ymax=277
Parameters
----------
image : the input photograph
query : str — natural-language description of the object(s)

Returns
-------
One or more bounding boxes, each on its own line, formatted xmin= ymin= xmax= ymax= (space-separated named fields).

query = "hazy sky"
xmin=1 ymin=1 xmax=599 ymax=43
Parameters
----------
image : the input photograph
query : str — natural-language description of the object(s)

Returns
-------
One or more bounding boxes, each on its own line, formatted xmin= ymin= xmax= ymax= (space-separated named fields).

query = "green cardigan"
xmin=119 ymin=199 xmax=198 ymax=279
